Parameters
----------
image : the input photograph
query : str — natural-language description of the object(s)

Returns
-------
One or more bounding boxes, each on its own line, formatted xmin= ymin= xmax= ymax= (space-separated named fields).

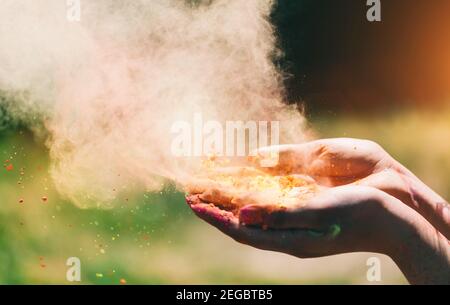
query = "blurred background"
xmin=1 ymin=0 xmax=449 ymax=284
xmin=273 ymin=0 xmax=450 ymax=113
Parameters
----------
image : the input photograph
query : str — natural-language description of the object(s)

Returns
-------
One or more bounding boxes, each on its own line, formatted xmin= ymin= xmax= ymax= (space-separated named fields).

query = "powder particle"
xmin=39 ymin=257 xmax=46 ymax=268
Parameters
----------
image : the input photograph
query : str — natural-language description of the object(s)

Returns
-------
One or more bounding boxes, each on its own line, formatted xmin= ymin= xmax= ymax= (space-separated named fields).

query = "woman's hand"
xmin=188 ymin=184 xmax=450 ymax=284
xmin=187 ymin=138 xmax=450 ymax=284
xmin=252 ymin=138 xmax=450 ymax=239
xmin=189 ymin=185 xmax=407 ymax=257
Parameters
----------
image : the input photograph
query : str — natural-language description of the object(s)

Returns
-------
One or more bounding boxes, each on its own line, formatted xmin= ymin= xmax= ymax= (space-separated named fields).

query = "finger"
xmin=352 ymin=169 xmax=414 ymax=207
xmin=187 ymin=198 xmax=325 ymax=255
xmin=199 ymin=187 xmax=237 ymax=209
xmin=188 ymin=201 xmax=285 ymax=251
xmin=232 ymin=186 xmax=317 ymax=226
xmin=353 ymin=170 xmax=450 ymax=239
xmin=238 ymin=187 xmax=341 ymax=230
xmin=239 ymin=185 xmax=378 ymax=231
xmin=305 ymin=138 xmax=386 ymax=179
xmin=251 ymin=138 xmax=386 ymax=181
xmin=189 ymin=201 xmax=236 ymax=229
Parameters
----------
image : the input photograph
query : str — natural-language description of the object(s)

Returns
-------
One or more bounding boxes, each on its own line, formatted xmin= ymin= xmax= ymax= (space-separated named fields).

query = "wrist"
xmin=378 ymin=191 xmax=450 ymax=284
xmin=395 ymin=164 xmax=450 ymax=239
xmin=390 ymin=218 xmax=450 ymax=284
xmin=374 ymin=191 xmax=419 ymax=257
xmin=391 ymin=160 xmax=450 ymax=240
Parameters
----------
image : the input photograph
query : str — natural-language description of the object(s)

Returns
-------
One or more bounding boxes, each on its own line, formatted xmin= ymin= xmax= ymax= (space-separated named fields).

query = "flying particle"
xmin=39 ymin=257 xmax=46 ymax=268
xmin=5 ymin=164 xmax=13 ymax=171
xmin=41 ymin=196 xmax=48 ymax=203
xmin=119 ymin=278 xmax=127 ymax=285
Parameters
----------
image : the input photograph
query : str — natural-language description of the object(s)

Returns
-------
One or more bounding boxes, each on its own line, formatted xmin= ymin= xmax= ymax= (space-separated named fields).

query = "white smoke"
xmin=0 ymin=0 xmax=309 ymax=208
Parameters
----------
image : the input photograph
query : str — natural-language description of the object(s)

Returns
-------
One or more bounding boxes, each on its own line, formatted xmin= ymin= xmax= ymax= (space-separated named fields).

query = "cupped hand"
xmin=251 ymin=138 xmax=449 ymax=239
xmin=186 ymin=138 xmax=450 ymax=284
xmin=252 ymin=138 xmax=410 ymax=202
xmin=187 ymin=185 xmax=417 ymax=258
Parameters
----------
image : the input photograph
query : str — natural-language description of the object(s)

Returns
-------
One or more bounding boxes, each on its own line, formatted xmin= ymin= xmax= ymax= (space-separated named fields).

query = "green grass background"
xmin=0 ymin=107 xmax=449 ymax=284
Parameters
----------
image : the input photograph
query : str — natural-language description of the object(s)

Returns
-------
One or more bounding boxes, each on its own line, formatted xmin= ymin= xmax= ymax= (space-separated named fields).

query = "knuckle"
xmin=362 ymin=139 xmax=385 ymax=154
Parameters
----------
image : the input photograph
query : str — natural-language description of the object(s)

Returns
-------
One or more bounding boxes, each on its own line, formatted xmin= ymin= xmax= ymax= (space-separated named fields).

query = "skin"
xmin=187 ymin=138 xmax=450 ymax=284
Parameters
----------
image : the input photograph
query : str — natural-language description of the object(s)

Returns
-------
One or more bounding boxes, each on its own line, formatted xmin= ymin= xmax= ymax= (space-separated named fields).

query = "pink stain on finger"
xmin=239 ymin=205 xmax=267 ymax=226
xmin=186 ymin=195 xmax=235 ymax=226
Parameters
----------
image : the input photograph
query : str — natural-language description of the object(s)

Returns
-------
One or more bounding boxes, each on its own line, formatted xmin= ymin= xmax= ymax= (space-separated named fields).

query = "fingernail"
xmin=185 ymin=194 xmax=201 ymax=206
xmin=190 ymin=204 xmax=206 ymax=214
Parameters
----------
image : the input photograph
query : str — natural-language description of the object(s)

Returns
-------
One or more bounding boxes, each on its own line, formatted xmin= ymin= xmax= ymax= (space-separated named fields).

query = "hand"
xmin=188 ymin=184 xmax=450 ymax=284
xmin=252 ymin=138 xmax=450 ymax=239
xmin=187 ymin=138 xmax=450 ymax=284
xmin=189 ymin=185 xmax=411 ymax=257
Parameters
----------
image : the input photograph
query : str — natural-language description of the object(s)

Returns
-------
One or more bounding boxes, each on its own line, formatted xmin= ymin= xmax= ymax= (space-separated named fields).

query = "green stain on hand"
xmin=328 ymin=224 xmax=341 ymax=238
xmin=306 ymin=224 xmax=341 ymax=238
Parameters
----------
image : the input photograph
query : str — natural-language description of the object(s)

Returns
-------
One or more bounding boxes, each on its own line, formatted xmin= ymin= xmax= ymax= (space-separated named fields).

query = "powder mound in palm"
xmin=186 ymin=166 xmax=320 ymax=214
